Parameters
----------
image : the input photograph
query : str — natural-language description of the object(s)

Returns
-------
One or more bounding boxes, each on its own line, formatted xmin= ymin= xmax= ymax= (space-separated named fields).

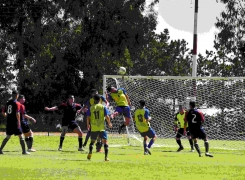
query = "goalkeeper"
xmin=106 ymin=86 xmax=132 ymax=134
xmin=174 ymin=105 xmax=194 ymax=152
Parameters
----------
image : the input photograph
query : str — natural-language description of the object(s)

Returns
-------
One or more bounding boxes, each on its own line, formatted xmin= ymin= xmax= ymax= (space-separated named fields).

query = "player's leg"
xmin=176 ymin=128 xmax=184 ymax=152
xmin=59 ymin=126 xmax=68 ymax=151
xmin=187 ymin=128 xmax=194 ymax=152
xmin=0 ymin=134 xmax=11 ymax=154
xmin=96 ymin=137 xmax=103 ymax=152
xmin=146 ymin=128 xmax=157 ymax=155
xmin=26 ymin=130 xmax=35 ymax=152
xmin=73 ymin=124 xmax=84 ymax=151
xmin=200 ymin=129 xmax=213 ymax=157
xmin=118 ymin=107 xmax=131 ymax=134
xmin=87 ymin=132 xmax=98 ymax=160
xmin=100 ymin=131 xmax=109 ymax=161
xmin=143 ymin=136 xmax=148 ymax=155
xmin=17 ymin=131 xmax=30 ymax=155
xmin=21 ymin=121 xmax=30 ymax=150
xmin=191 ymin=133 xmax=201 ymax=157
xmin=83 ymin=129 xmax=91 ymax=147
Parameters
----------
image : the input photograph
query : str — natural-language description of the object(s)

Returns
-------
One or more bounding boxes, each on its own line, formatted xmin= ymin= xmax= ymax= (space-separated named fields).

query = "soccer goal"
xmin=103 ymin=75 xmax=245 ymax=150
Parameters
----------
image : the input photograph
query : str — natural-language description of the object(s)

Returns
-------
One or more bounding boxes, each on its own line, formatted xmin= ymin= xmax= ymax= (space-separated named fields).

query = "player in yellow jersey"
xmin=86 ymin=94 xmax=112 ymax=161
xmin=174 ymin=105 xmax=194 ymax=152
xmin=82 ymin=89 xmax=109 ymax=152
xmin=134 ymin=100 xmax=157 ymax=155
xmin=106 ymin=86 xmax=132 ymax=134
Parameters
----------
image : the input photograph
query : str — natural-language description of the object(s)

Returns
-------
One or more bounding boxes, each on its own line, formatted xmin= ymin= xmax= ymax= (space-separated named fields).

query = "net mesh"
xmin=103 ymin=76 xmax=245 ymax=150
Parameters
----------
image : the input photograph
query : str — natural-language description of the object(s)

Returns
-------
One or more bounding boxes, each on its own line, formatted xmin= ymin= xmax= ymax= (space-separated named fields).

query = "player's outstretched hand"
xmin=32 ymin=118 xmax=36 ymax=123
xmin=44 ymin=107 xmax=49 ymax=111
xmin=108 ymin=123 xmax=112 ymax=128
xmin=87 ymin=125 xmax=90 ymax=130
xmin=174 ymin=127 xmax=178 ymax=132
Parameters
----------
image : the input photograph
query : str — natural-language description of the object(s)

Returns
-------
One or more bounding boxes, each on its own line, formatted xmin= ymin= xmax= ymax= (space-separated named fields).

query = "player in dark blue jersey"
xmin=82 ymin=89 xmax=109 ymax=152
xmin=18 ymin=95 xmax=37 ymax=152
xmin=184 ymin=102 xmax=213 ymax=157
xmin=0 ymin=90 xmax=29 ymax=155
xmin=45 ymin=95 xmax=84 ymax=151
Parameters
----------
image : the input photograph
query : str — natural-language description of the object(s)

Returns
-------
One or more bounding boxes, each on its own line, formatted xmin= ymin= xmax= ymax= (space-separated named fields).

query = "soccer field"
xmin=0 ymin=134 xmax=245 ymax=180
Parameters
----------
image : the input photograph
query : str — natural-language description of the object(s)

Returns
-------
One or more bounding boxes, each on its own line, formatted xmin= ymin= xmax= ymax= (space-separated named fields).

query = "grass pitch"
xmin=0 ymin=133 xmax=245 ymax=180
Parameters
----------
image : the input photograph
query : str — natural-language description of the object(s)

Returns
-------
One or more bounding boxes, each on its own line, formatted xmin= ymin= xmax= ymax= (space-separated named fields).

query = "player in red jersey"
xmin=184 ymin=101 xmax=213 ymax=157
xmin=0 ymin=90 xmax=29 ymax=155
xmin=45 ymin=95 xmax=84 ymax=151
xmin=18 ymin=95 xmax=37 ymax=152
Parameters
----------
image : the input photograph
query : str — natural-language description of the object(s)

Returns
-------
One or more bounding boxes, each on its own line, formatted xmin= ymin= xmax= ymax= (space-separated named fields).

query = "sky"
xmin=154 ymin=0 xmax=226 ymax=55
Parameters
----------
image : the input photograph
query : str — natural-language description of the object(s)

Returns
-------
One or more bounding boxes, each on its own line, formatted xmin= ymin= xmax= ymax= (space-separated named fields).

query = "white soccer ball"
xmin=118 ymin=67 xmax=126 ymax=75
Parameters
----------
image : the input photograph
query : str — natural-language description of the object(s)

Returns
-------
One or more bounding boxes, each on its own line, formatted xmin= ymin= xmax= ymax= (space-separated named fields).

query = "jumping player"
xmin=174 ymin=105 xmax=194 ymax=152
xmin=82 ymin=89 xmax=109 ymax=152
xmin=45 ymin=95 xmax=84 ymax=151
xmin=0 ymin=90 xmax=29 ymax=155
xmin=106 ymin=86 xmax=132 ymax=134
xmin=18 ymin=95 xmax=37 ymax=152
xmin=134 ymin=100 xmax=157 ymax=155
xmin=86 ymin=94 xmax=112 ymax=161
xmin=184 ymin=101 xmax=213 ymax=157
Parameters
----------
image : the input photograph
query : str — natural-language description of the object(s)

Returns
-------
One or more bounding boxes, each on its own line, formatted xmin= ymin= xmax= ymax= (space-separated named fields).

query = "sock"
xmin=189 ymin=139 xmax=194 ymax=149
xmin=104 ymin=144 xmax=108 ymax=159
xmin=78 ymin=137 xmax=83 ymax=149
xmin=89 ymin=142 xmax=94 ymax=154
xmin=29 ymin=136 xmax=33 ymax=149
xmin=148 ymin=138 xmax=154 ymax=148
xmin=120 ymin=124 xmax=125 ymax=129
xmin=96 ymin=141 xmax=102 ymax=151
xmin=204 ymin=141 xmax=209 ymax=153
xmin=143 ymin=140 xmax=147 ymax=152
xmin=194 ymin=143 xmax=201 ymax=154
xmin=0 ymin=138 xmax=9 ymax=150
xmin=25 ymin=137 xmax=30 ymax=149
xmin=176 ymin=140 xmax=183 ymax=148
xmin=60 ymin=136 xmax=65 ymax=147
xmin=83 ymin=131 xmax=91 ymax=146
xmin=20 ymin=138 xmax=26 ymax=153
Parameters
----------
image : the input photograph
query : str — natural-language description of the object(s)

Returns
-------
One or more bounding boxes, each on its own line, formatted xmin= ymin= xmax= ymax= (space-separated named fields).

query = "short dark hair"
xmin=94 ymin=94 xmax=101 ymax=101
xmin=139 ymin=100 xmax=146 ymax=107
xmin=189 ymin=101 xmax=196 ymax=108
xmin=107 ymin=86 xmax=112 ymax=92
xmin=90 ymin=89 xmax=97 ymax=94
xmin=12 ymin=90 xmax=19 ymax=95
xmin=18 ymin=95 xmax=25 ymax=100
xmin=67 ymin=94 xmax=74 ymax=99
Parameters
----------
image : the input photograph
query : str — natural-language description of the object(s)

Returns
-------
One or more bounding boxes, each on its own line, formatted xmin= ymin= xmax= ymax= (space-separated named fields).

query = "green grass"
xmin=0 ymin=135 xmax=245 ymax=180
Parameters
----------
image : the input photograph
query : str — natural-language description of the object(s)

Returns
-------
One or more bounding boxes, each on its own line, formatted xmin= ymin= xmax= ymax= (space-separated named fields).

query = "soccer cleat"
xmin=190 ymin=149 xmax=195 ymax=152
xmin=205 ymin=153 xmax=213 ymax=157
xmin=28 ymin=149 xmax=36 ymax=152
xmin=105 ymin=158 xmax=110 ymax=161
xmin=199 ymin=154 xmax=202 ymax=157
xmin=58 ymin=146 xmax=62 ymax=151
xmin=22 ymin=151 xmax=30 ymax=155
xmin=87 ymin=154 xmax=92 ymax=160
xmin=118 ymin=125 xmax=123 ymax=134
xmin=177 ymin=147 xmax=184 ymax=152
xmin=82 ymin=144 xmax=86 ymax=148
xmin=78 ymin=148 xmax=84 ymax=151
xmin=144 ymin=152 xmax=148 ymax=155
xmin=146 ymin=147 xmax=151 ymax=155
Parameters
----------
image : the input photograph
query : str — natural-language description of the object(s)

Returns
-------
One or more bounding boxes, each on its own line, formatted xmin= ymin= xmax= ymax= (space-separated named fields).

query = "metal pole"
xmin=192 ymin=0 xmax=198 ymax=77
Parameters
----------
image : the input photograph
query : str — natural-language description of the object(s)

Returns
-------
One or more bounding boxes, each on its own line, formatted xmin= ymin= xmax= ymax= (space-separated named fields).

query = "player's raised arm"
xmin=24 ymin=114 xmax=36 ymax=123
xmin=44 ymin=106 xmax=58 ymax=111
xmin=104 ymin=106 xmax=112 ymax=128
xmin=144 ymin=109 xmax=151 ymax=122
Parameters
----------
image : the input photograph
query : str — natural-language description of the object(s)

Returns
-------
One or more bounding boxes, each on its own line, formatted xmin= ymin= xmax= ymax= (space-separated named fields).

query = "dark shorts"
xmin=176 ymin=128 xmax=191 ymax=138
xmin=189 ymin=128 xmax=207 ymax=140
xmin=6 ymin=125 xmax=22 ymax=136
xmin=115 ymin=106 xmax=131 ymax=118
xmin=140 ymin=128 xmax=156 ymax=138
xmin=90 ymin=131 xmax=108 ymax=140
xmin=21 ymin=121 xmax=31 ymax=134
xmin=63 ymin=121 xmax=79 ymax=131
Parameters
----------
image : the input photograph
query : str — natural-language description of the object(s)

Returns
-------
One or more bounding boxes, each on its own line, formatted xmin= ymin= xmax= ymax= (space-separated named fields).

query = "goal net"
xmin=103 ymin=75 xmax=245 ymax=150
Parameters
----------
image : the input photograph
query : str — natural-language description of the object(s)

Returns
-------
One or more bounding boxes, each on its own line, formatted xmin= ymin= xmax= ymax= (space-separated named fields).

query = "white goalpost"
xmin=103 ymin=75 xmax=245 ymax=150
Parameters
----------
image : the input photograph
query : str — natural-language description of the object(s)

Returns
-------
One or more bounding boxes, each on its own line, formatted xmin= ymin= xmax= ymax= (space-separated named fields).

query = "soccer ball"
xmin=118 ymin=67 xmax=126 ymax=75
